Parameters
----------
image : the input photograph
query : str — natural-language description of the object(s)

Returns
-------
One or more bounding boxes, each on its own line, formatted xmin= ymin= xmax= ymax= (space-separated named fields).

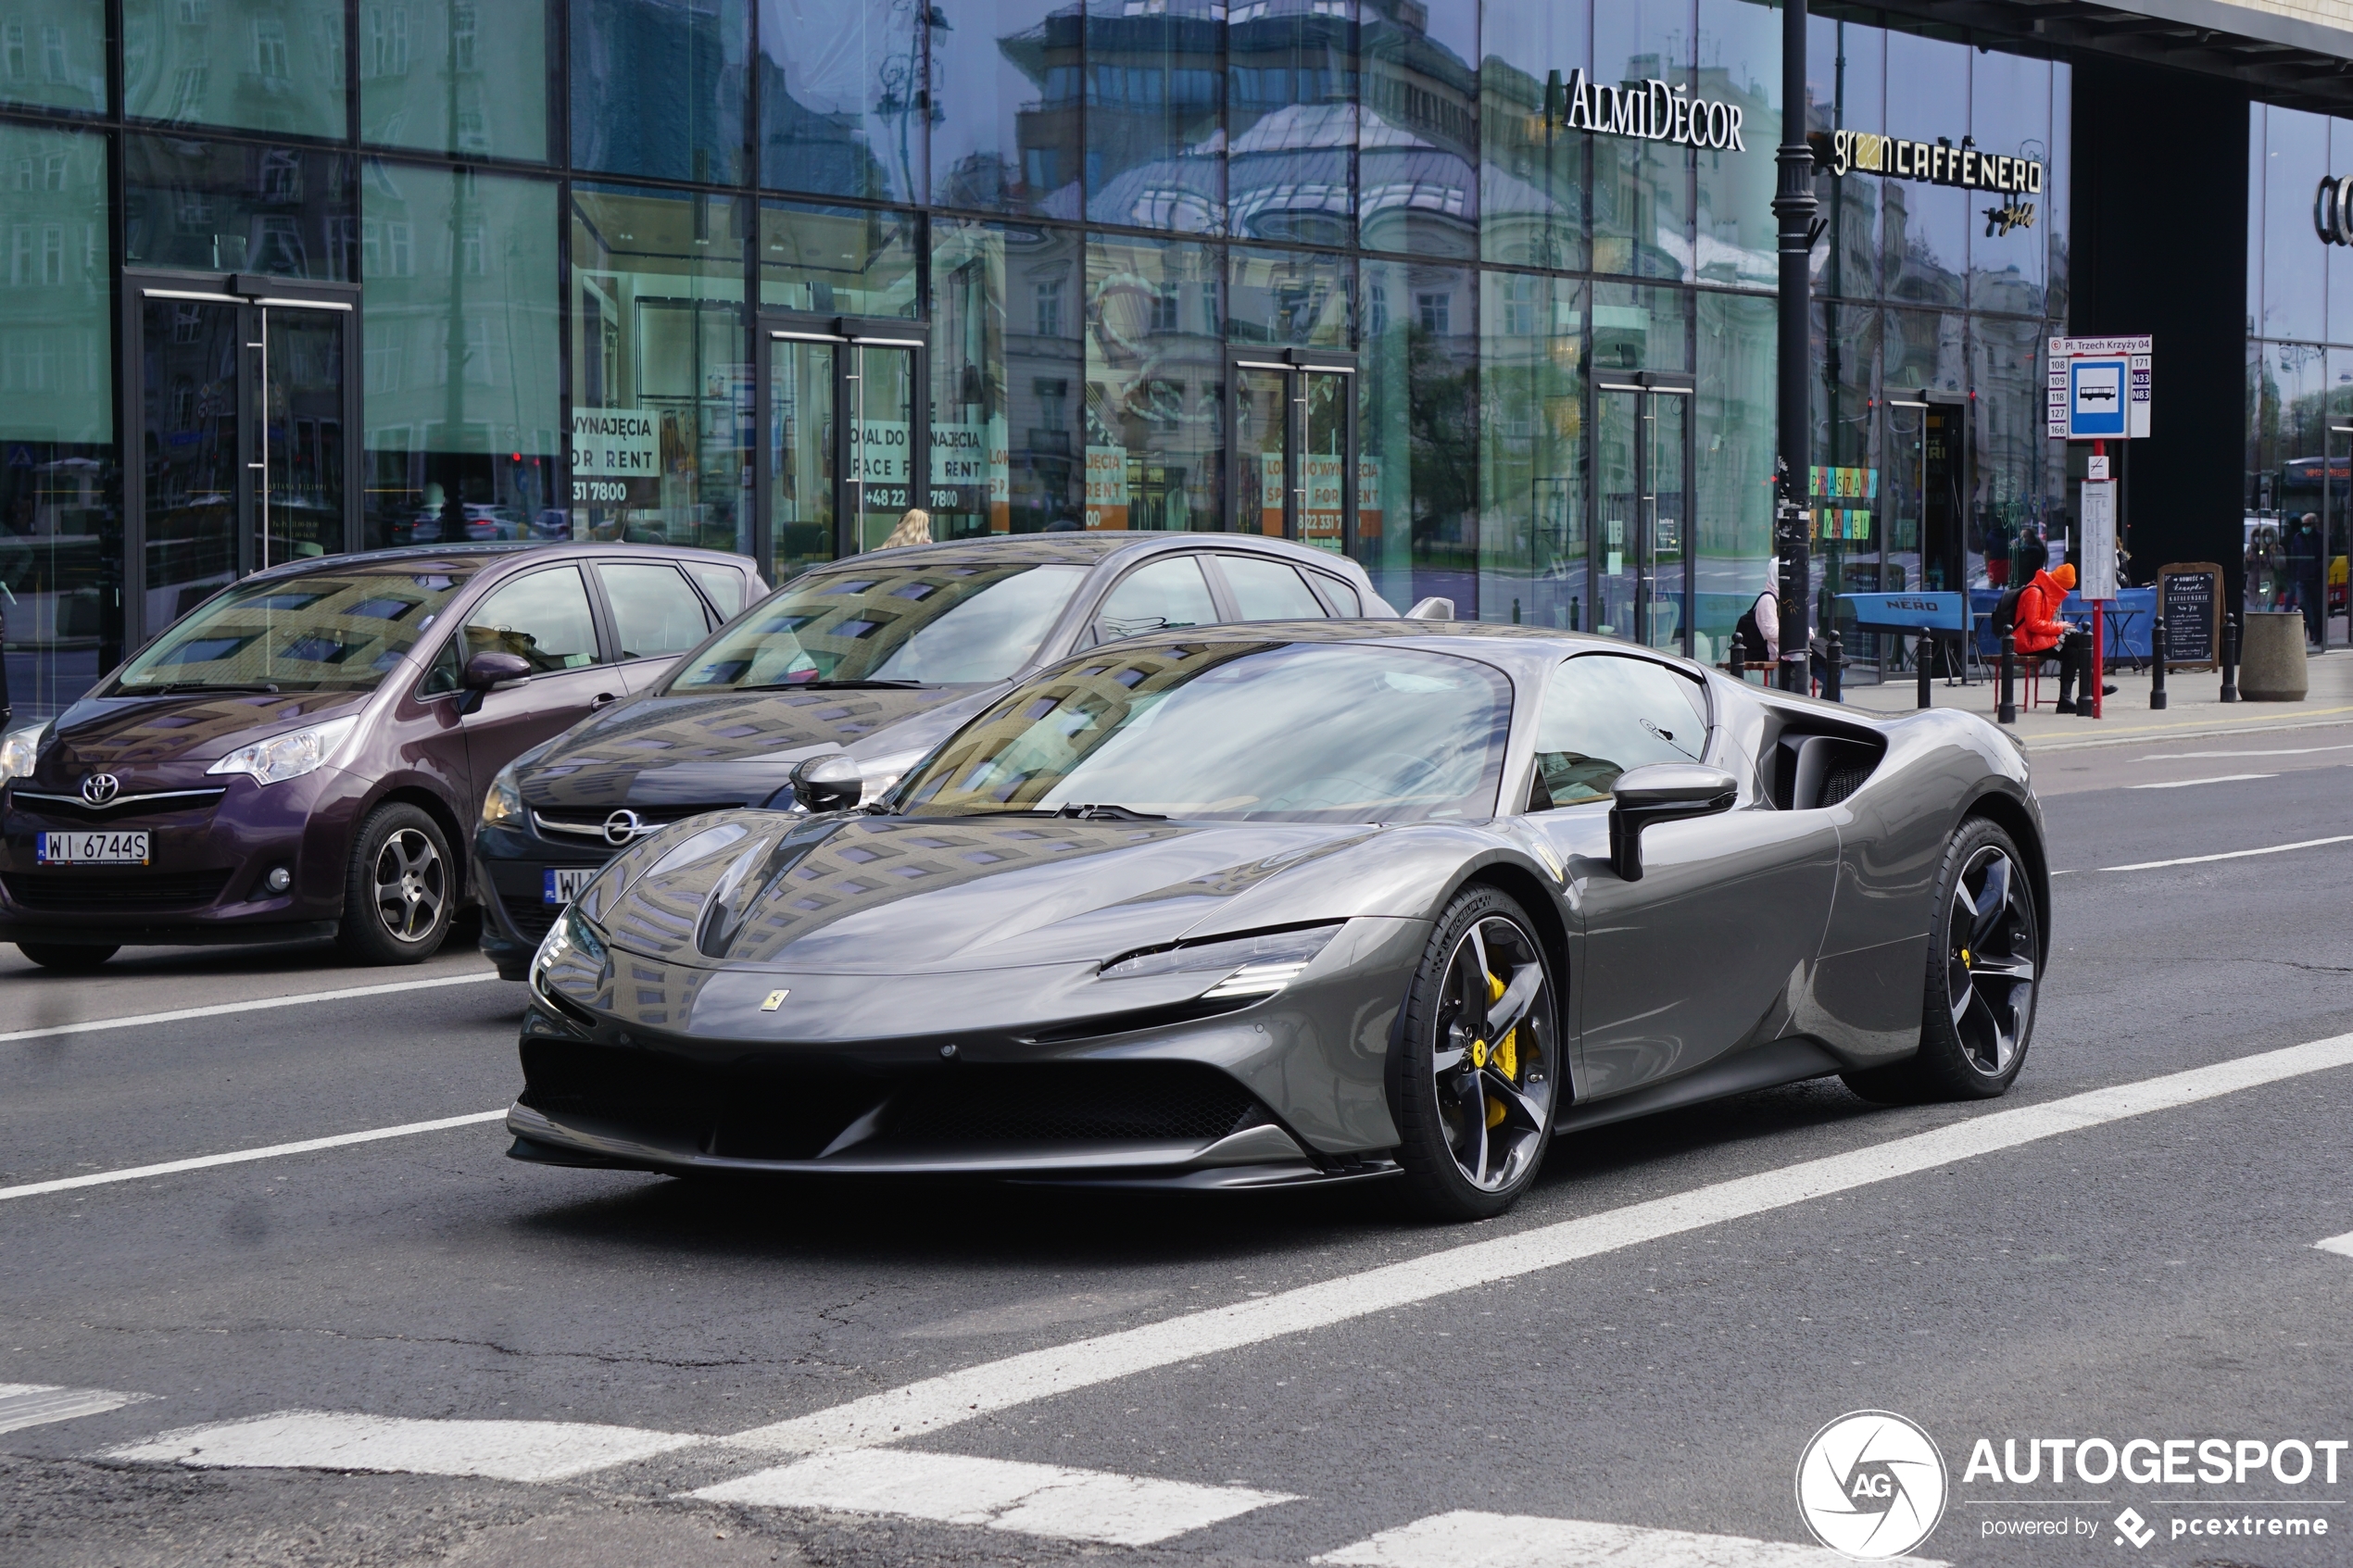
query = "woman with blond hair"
xmin=879 ymin=507 xmax=932 ymax=549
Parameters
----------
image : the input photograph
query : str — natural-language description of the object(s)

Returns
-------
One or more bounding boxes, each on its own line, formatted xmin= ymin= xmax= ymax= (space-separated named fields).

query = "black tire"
xmin=1389 ymin=885 xmax=1562 ymax=1221
xmin=18 ymin=942 xmax=117 ymax=972
xmin=1843 ymin=816 xmax=2040 ymax=1105
xmin=336 ymin=803 xmax=455 ymax=966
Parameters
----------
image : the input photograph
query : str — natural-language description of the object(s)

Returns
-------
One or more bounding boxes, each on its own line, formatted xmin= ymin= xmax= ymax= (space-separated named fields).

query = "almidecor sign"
xmin=1545 ymin=69 xmax=1748 ymax=150
xmin=1821 ymin=129 xmax=2045 ymax=195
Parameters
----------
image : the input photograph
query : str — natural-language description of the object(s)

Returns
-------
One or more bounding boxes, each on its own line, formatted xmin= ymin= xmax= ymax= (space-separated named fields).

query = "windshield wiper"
xmin=731 ymin=678 xmax=927 ymax=692
xmin=1054 ymin=803 xmax=1167 ymax=821
xmin=117 ymin=681 xmax=281 ymax=695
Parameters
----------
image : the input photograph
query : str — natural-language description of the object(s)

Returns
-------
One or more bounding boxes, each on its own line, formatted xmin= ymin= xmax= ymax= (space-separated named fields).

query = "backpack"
xmin=1991 ymin=583 xmax=2026 ymax=639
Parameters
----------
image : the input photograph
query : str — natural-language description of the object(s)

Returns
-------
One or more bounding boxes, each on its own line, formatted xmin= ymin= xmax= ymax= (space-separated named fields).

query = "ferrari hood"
xmin=575 ymin=811 xmax=1382 ymax=974
xmin=30 ymin=689 xmax=370 ymax=778
xmin=521 ymin=684 xmax=995 ymax=809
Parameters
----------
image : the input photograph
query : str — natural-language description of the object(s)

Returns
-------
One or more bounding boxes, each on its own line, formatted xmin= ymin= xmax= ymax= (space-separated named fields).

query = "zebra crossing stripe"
xmin=1315 ymin=1510 xmax=1946 ymax=1568
xmin=0 ymin=1382 xmax=149 ymax=1436
xmin=692 ymin=1448 xmax=1296 ymax=1547
xmin=107 ymin=1411 xmax=705 ymax=1483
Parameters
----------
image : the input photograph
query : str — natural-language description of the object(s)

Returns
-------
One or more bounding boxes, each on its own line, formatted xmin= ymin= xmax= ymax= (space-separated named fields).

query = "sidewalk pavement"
xmin=1821 ymin=646 xmax=2353 ymax=750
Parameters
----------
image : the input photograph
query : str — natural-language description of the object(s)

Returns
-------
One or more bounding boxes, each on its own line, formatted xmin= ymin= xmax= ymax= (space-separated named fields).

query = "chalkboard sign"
xmin=2158 ymin=561 xmax=2222 ymax=670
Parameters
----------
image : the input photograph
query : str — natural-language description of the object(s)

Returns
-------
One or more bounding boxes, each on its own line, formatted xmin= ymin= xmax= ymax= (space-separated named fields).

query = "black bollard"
xmin=1997 ymin=632 xmax=2017 ymax=724
xmin=2221 ymin=613 xmax=2240 ymax=703
xmin=2149 ymin=613 xmax=2168 ymax=710
xmin=1916 ymin=634 xmax=1932 ymax=710
xmin=1824 ymin=626 xmax=1843 ymax=702
xmin=1729 ymin=645 xmax=1744 ymax=683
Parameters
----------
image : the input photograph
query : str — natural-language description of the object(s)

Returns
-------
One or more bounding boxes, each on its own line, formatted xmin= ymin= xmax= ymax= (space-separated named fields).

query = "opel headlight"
xmin=0 ymin=721 xmax=48 ymax=784
xmin=206 ymin=715 xmax=359 ymax=785
xmin=481 ymin=759 xmax=525 ymax=827
xmin=1100 ymin=922 xmax=1343 ymax=999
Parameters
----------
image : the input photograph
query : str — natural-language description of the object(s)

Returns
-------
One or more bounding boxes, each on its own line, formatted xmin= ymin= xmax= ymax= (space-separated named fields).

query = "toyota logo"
xmin=81 ymin=773 xmax=120 ymax=806
xmin=601 ymin=809 xmax=642 ymax=847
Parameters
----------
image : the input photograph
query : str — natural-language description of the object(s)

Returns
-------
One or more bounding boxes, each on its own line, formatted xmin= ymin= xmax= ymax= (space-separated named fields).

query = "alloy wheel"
xmin=1945 ymin=845 xmax=2036 ymax=1076
xmin=372 ymin=827 xmax=447 ymax=943
xmin=1431 ymin=914 xmax=1556 ymax=1191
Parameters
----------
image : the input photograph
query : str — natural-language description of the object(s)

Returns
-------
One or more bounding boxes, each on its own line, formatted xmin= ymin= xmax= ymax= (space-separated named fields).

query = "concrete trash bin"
xmin=2239 ymin=608 xmax=2309 ymax=701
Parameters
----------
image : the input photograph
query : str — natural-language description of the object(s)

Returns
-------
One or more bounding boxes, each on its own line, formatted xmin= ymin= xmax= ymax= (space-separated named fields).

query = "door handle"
xmin=590 ymin=693 xmax=618 ymax=709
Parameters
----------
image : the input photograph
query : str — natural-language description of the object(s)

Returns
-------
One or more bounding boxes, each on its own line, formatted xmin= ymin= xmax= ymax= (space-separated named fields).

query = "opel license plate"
xmin=38 ymin=831 xmax=150 ymax=865
xmin=543 ymin=866 xmax=597 ymax=905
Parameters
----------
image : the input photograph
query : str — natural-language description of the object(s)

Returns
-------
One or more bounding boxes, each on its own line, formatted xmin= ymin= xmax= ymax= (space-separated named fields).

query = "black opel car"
xmin=473 ymin=533 xmax=1392 ymax=978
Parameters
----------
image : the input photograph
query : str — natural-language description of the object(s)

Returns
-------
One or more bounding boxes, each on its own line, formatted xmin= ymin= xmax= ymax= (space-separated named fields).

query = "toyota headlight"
xmin=206 ymin=715 xmax=359 ymax=785
xmin=0 ymin=721 xmax=48 ymax=784
xmin=481 ymin=759 xmax=525 ymax=827
xmin=1100 ymin=922 xmax=1343 ymax=999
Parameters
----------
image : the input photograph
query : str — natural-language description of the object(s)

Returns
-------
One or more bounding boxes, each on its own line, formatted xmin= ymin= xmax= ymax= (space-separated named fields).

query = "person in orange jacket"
xmin=2014 ymin=558 xmax=2113 ymax=712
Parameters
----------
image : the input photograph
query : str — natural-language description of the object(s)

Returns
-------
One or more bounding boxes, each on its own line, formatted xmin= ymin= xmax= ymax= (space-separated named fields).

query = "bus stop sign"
xmin=2048 ymin=334 xmax=2151 ymax=440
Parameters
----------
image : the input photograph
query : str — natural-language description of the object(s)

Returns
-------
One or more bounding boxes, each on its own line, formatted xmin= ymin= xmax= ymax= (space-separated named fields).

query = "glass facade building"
xmin=0 ymin=2 xmax=2338 ymax=723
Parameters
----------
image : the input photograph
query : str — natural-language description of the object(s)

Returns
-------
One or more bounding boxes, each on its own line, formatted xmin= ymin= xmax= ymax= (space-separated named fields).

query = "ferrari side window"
xmin=1092 ymin=556 xmax=1217 ymax=644
xmin=1529 ymin=655 xmax=1709 ymax=809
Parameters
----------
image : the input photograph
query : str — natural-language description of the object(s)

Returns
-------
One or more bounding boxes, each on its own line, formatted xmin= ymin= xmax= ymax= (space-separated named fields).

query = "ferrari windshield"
xmin=109 ymin=563 xmax=481 ymax=695
xmin=668 ymin=561 xmax=1088 ymax=691
xmin=896 ymin=640 xmax=1513 ymax=823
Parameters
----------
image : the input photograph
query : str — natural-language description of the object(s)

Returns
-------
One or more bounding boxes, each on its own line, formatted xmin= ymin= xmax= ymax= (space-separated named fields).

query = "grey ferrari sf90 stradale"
xmin=508 ymin=623 xmax=2046 ymax=1219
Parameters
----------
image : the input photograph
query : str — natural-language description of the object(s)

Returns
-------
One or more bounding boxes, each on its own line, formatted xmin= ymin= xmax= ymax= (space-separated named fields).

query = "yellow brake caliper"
xmin=1482 ymin=972 xmax=1516 ymax=1128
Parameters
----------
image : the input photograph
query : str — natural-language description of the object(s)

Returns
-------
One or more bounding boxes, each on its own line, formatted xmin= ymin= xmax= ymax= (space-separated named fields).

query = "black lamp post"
xmin=1772 ymin=0 xmax=1818 ymax=692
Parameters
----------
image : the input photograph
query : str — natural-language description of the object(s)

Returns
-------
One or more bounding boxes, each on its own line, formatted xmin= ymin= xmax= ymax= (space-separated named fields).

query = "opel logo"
xmin=601 ymin=808 xmax=642 ymax=847
xmin=81 ymin=773 xmax=120 ymax=806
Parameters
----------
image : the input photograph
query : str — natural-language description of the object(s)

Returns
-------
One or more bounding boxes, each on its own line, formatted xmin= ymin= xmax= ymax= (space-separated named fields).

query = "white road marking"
xmin=0 ymin=970 xmax=501 ymax=1047
xmin=692 ymin=1449 xmax=1294 ymax=1547
xmin=724 ymin=1032 xmax=2353 ymax=1455
xmin=2313 ymin=1230 xmax=2353 ymax=1260
xmin=2094 ymin=835 xmax=2353 ymax=873
xmin=109 ymin=1411 xmax=703 ymax=1483
xmin=0 ymin=1382 xmax=149 ymax=1436
xmin=1315 ymin=1510 xmax=1938 ymax=1568
xmin=2139 ymin=742 xmax=2353 ymax=760
xmin=0 ymin=1110 xmax=507 ymax=1202
xmin=2127 ymin=772 xmax=2278 ymax=790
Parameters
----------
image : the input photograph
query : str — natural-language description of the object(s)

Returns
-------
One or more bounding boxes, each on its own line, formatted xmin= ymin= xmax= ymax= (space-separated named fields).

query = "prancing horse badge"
xmin=761 ymin=989 xmax=790 ymax=1010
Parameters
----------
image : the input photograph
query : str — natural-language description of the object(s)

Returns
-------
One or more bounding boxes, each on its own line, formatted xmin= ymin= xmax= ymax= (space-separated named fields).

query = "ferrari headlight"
xmin=0 ymin=721 xmax=48 ymax=784
xmin=530 ymin=904 xmax=607 ymax=1007
xmin=206 ymin=715 xmax=358 ymax=785
xmin=481 ymin=759 xmax=525 ymax=827
xmin=1100 ymin=922 xmax=1343 ymax=999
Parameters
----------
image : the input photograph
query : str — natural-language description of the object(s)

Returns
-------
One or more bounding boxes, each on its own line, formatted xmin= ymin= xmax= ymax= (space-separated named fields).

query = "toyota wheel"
xmin=1843 ymin=816 xmax=2040 ymax=1104
xmin=1390 ymin=885 xmax=1561 ymax=1221
xmin=338 ymin=804 xmax=454 ymax=965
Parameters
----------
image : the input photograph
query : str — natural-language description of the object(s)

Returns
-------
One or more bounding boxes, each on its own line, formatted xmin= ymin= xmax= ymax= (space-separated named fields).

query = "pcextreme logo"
xmin=1795 ymin=1411 xmax=1950 ymax=1559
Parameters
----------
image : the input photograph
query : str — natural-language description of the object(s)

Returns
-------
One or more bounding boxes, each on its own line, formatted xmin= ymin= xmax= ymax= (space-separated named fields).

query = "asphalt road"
xmin=2 ymin=729 xmax=2349 ymax=1568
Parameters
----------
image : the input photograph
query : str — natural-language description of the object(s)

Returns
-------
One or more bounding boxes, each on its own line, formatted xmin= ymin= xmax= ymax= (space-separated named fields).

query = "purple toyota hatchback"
xmin=0 ymin=542 xmax=760 ymax=971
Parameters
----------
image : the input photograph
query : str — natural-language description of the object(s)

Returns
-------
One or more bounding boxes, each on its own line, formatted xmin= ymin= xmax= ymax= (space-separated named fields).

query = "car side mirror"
xmin=789 ymin=751 xmax=864 ymax=814
xmin=1404 ymin=596 xmax=1455 ymax=621
xmin=456 ymin=650 xmax=532 ymax=715
xmin=1607 ymin=763 xmax=1738 ymax=882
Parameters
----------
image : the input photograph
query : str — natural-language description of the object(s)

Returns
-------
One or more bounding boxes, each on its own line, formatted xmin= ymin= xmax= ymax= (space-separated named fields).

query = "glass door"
xmin=761 ymin=322 xmax=927 ymax=566
xmin=1592 ymin=377 xmax=1693 ymax=653
xmin=849 ymin=341 xmax=921 ymax=553
xmin=1230 ymin=355 xmax=1356 ymax=552
xmin=768 ymin=332 xmax=837 ymax=580
xmin=128 ymin=280 xmax=359 ymax=644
